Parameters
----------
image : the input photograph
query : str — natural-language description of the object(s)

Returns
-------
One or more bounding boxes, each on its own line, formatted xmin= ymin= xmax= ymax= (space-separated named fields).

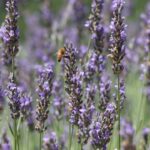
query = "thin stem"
xmin=80 ymin=143 xmax=83 ymax=150
xmin=117 ymin=74 xmax=121 ymax=150
xmin=39 ymin=131 xmax=43 ymax=150
xmin=14 ymin=119 xmax=17 ymax=150
xmin=27 ymin=128 xmax=29 ymax=150
xmin=69 ymin=124 xmax=74 ymax=150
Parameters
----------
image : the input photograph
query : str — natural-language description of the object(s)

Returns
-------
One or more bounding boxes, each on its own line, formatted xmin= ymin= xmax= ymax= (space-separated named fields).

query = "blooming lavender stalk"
xmin=109 ymin=0 xmax=126 ymax=74
xmin=6 ymin=73 xmax=33 ymax=149
xmin=85 ymin=0 xmax=105 ymax=91
xmin=5 ymin=74 xmax=21 ymax=120
xmin=90 ymin=103 xmax=116 ymax=149
xmin=141 ymin=3 xmax=150 ymax=101
xmin=83 ymin=52 xmax=97 ymax=83
xmin=85 ymin=0 xmax=105 ymax=59
xmin=63 ymin=43 xmax=83 ymax=126
xmin=77 ymin=84 xmax=96 ymax=146
xmin=35 ymin=63 xmax=54 ymax=150
xmin=0 ymin=2 xmax=20 ymax=147
xmin=5 ymin=75 xmax=20 ymax=150
xmin=0 ymin=0 xmax=19 ymax=68
xmin=108 ymin=0 xmax=126 ymax=148
xmin=63 ymin=43 xmax=82 ymax=149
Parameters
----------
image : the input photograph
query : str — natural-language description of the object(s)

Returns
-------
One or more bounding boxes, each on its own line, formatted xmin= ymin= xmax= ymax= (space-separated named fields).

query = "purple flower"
xmin=90 ymin=103 xmax=116 ymax=149
xmin=63 ymin=43 xmax=83 ymax=126
xmin=35 ymin=63 xmax=54 ymax=132
xmin=83 ymin=52 xmax=97 ymax=82
xmin=0 ymin=130 xmax=11 ymax=150
xmin=85 ymin=0 xmax=106 ymax=86
xmin=20 ymin=94 xmax=32 ymax=119
xmin=5 ymin=74 xmax=21 ymax=119
xmin=0 ymin=85 xmax=5 ymax=113
xmin=120 ymin=119 xmax=136 ymax=150
xmin=109 ymin=0 xmax=126 ymax=74
xmin=0 ymin=0 xmax=19 ymax=66
xmin=140 ymin=3 xmax=150 ymax=101
xmin=99 ymin=79 xmax=111 ymax=111
xmin=78 ymin=84 xmax=96 ymax=145
xmin=5 ymin=73 xmax=33 ymax=120
xmin=142 ymin=128 xmax=150 ymax=145
xmin=43 ymin=131 xmax=58 ymax=150
xmin=52 ymin=79 xmax=66 ymax=120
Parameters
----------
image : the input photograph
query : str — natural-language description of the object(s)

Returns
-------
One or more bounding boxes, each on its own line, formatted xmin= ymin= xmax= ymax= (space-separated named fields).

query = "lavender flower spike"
xmin=63 ymin=43 xmax=82 ymax=126
xmin=91 ymin=103 xmax=116 ymax=149
xmin=0 ymin=0 xmax=19 ymax=66
xmin=35 ymin=63 xmax=54 ymax=132
xmin=108 ymin=0 xmax=126 ymax=74
xmin=5 ymin=74 xmax=21 ymax=119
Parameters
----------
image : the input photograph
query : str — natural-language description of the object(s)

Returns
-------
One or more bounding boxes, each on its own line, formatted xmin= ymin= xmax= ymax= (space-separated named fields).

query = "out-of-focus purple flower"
xmin=40 ymin=0 xmax=53 ymax=27
xmin=24 ymin=13 xmax=54 ymax=65
xmin=0 ymin=85 xmax=5 ymax=113
xmin=78 ymin=84 xmax=96 ymax=145
xmin=83 ymin=52 xmax=97 ymax=82
xmin=73 ymin=0 xmax=87 ymax=44
xmin=52 ymin=79 xmax=66 ymax=120
xmin=140 ymin=3 xmax=150 ymax=101
xmin=0 ymin=0 xmax=19 ymax=66
xmin=43 ymin=131 xmax=58 ymax=150
xmin=140 ymin=2 xmax=150 ymax=58
xmin=121 ymin=119 xmax=136 ymax=150
xmin=63 ymin=43 xmax=83 ymax=126
xmin=0 ymin=130 xmax=11 ymax=150
xmin=90 ymin=103 xmax=116 ymax=149
xmin=142 ymin=128 xmax=150 ymax=145
xmin=108 ymin=0 xmax=126 ymax=74
xmin=35 ymin=63 xmax=54 ymax=132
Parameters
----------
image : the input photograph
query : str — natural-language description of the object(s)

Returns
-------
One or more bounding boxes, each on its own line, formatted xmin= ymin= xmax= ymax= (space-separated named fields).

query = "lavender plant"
xmin=90 ymin=103 xmax=116 ymax=149
xmin=108 ymin=0 xmax=127 ymax=148
xmin=0 ymin=0 xmax=21 ymax=149
xmin=0 ymin=0 xmax=19 ymax=68
xmin=35 ymin=63 xmax=54 ymax=149
xmin=0 ymin=0 xmax=149 ymax=150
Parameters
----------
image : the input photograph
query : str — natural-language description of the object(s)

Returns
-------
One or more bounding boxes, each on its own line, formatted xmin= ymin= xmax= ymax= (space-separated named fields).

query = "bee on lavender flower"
xmin=57 ymin=47 xmax=66 ymax=62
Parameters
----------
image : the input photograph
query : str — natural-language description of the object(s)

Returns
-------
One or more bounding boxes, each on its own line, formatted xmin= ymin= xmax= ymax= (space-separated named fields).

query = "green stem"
xmin=69 ymin=124 xmax=74 ymax=150
xmin=27 ymin=128 xmax=29 ymax=150
xmin=117 ymin=74 xmax=121 ymax=150
xmin=39 ymin=132 xmax=43 ymax=150
xmin=14 ymin=119 xmax=17 ymax=150
xmin=80 ymin=143 xmax=82 ymax=150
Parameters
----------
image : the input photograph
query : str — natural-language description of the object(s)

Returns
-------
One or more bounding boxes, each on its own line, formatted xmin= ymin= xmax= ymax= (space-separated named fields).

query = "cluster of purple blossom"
xmin=0 ymin=0 xmax=150 ymax=150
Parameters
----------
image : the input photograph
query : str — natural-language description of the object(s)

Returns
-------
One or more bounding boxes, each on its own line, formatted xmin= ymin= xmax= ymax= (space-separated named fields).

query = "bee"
xmin=57 ymin=47 xmax=66 ymax=62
